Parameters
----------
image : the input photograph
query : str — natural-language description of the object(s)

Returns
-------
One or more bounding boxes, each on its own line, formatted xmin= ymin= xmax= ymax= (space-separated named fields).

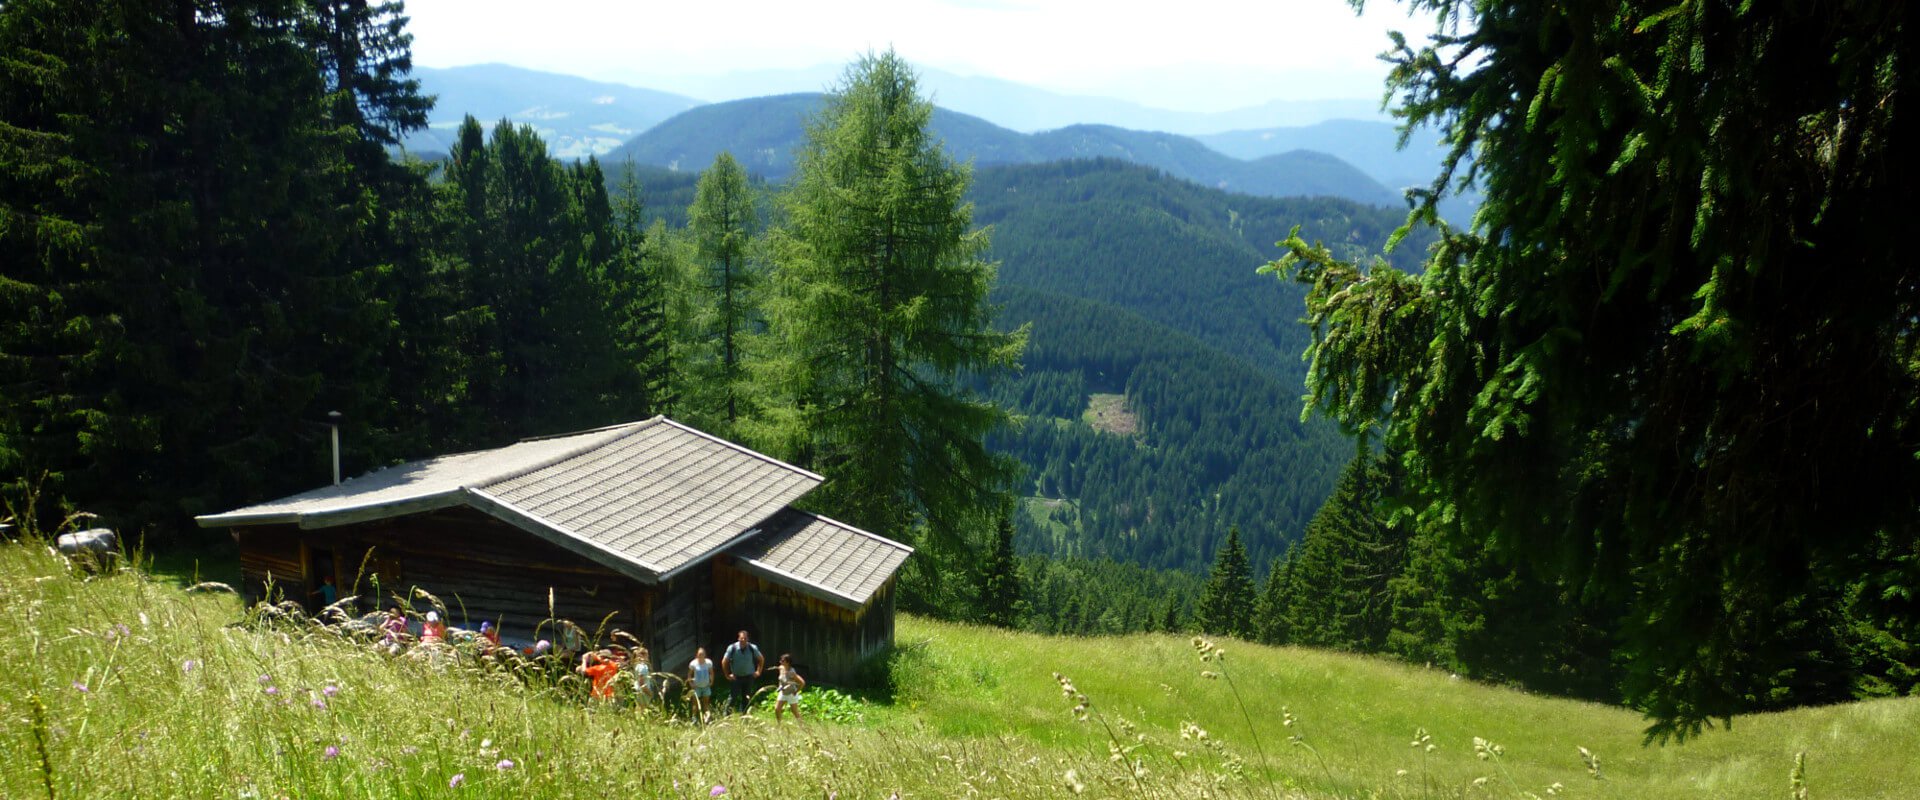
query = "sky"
xmin=400 ymin=0 xmax=1443 ymax=112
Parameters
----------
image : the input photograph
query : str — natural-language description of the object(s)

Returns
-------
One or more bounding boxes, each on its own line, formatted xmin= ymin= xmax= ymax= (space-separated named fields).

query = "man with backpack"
xmin=721 ymin=629 xmax=764 ymax=715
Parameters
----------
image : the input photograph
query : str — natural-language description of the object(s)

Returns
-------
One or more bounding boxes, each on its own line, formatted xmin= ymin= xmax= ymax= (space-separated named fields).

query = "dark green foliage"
xmin=968 ymin=160 xmax=1426 ymax=575
xmin=435 ymin=119 xmax=659 ymax=446
xmin=1261 ymin=454 xmax=1407 ymax=652
xmin=1015 ymin=553 xmax=1202 ymax=637
xmin=976 ymin=512 xmax=1024 ymax=629
xmin=1270 ymin=0 xmax=1919 ymax=737
xmin=987 ymin=287 xmax=1345 ymax=573
xmin=1195 ymin=526 xmax=1255 ymax=639
xmin=0 ymin=0 xmax=427 ymax=532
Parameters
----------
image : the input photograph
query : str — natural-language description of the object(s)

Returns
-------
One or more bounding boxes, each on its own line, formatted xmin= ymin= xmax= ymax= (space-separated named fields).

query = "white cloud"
xmin=402 ymin=0 xmax=1439 ymax=110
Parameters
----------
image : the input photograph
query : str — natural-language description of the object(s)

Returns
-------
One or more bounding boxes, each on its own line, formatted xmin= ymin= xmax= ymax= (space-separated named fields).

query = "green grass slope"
xmin=3 ymin=541 xmax=1912 ymax=799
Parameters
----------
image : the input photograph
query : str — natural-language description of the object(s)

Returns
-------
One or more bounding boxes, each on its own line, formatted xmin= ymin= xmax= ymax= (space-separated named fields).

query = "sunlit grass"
xmin=2 ymin=538 xmax=1914 ymax=798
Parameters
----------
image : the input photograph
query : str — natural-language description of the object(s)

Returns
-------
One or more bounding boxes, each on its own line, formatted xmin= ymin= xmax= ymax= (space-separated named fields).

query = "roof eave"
xmin=731 ymin=556 xmax=874 ymax=611
xmin=461 ymin=487 xmax=663 ymax=586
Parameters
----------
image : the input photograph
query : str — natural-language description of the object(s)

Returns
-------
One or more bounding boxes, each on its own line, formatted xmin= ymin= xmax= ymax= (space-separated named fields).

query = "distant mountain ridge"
xmin=406 ymin=64 xmax=701 ymax=159
xmin=607 ymin=63 xmax=1390 ymax=134
xmin=603 ymin=94 xmax=1401 ymax=207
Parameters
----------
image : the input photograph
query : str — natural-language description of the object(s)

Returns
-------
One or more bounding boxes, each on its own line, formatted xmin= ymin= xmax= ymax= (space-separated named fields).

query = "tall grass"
xmin=2 ymin=536 xmax=1915 ymax=798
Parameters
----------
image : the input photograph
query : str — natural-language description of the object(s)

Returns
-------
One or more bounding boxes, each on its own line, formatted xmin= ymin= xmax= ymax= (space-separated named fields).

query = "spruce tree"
xmin=1270 ymin=0 xmax=1918 ymax=737
xmin=977 ymin=511 xmax=1025 ymax=628
xmin=1195 ymin=526 xmax=1255 ymax=638
xmin=1253 ymin=555 xmax=1293 ymax=644
xmin=763 ymin=51 xmax=1027 ymax=571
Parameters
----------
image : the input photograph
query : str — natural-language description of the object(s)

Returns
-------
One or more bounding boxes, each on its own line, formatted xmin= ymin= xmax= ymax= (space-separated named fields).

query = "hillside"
xmin=976 ymin=159 xmax=1430 ymax=380
xmin=602 ymin=94 xmax=1399 ymax=206
xmin=407 ymin=64 xmax=702 ymax=159
xmin=986 ymin=286 xmax=1347 ymax=573
xmin=4 ymin=543 xmax=1913 ymax=799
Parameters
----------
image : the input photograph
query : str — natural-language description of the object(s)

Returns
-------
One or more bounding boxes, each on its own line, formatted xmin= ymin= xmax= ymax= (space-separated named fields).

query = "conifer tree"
xmin=1196 ymin=526 xmax=1255 ymax=638
xmin=685 ymin=152 xmax=759 ymax=434
xmin=763 ymin=51 xmax=1027 ymax=570
xmin=977 ymin=511 xmax=1025 ymax=628
xmin=1253 ymin=555 xmax=1293 ymax=644
xmin=1271 ymin=0 xmax=1917 ymax=737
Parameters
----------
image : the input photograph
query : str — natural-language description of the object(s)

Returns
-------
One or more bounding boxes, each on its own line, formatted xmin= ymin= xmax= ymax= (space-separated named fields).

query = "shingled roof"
xmin=196 ymin=417 xmax=832 ymax=585
xmin=729 ymin=509 xmax=913 ymax=610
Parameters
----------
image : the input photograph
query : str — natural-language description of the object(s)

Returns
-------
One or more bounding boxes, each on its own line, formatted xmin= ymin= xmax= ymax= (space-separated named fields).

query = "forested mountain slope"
xmin=974 ymin=159 xmax=1429 ymax=383
xmin=603 ymin=94 xmax=1398 ymax=205
xmin=960 ymin=160 xmax=1428 ymax=572
xmin=985 ymin=285 xmax=1349 ymax=572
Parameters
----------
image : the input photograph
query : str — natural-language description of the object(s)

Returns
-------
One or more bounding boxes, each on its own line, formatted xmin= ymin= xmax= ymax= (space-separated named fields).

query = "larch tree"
xmin=686 ymin=151 xmax=760 ymax=434
xmin=763 ymin=51 xmax=1027 ymax=579
xmin=1268 ymin=0 xmax=1918 ymax=738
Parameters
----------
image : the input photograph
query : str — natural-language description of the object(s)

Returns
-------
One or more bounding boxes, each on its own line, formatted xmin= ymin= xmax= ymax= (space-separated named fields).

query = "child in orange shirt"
xmin=579 ymin=650 xmax=621 ymax=701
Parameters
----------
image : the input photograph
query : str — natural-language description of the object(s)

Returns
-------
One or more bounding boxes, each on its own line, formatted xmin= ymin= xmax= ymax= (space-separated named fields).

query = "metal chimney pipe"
xmin=327 ymin=410 xmax=343 ymax=486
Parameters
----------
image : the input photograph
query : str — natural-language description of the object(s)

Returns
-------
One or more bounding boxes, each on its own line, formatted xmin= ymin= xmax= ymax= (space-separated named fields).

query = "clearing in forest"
xmin=1083 ymin=392 xmax=1139 ymax=436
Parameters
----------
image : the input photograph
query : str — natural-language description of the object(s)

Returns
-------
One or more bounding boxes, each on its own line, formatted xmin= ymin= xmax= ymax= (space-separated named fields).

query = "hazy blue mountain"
xmin=407 ymin=64 xmax=702 ymax=159
xmin=608 ymin=64 xmax=1389 ymax=134
xmin=1198 ymin=119 xmax=1481 ymax=225
xmin=602 ymin=95 xmax=1398 ymax=207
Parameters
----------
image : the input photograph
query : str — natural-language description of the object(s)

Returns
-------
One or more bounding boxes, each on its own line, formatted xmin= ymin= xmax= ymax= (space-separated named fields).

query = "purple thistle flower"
xmin=449 ymin=773 xmax=466 ymax=789
xmin=258 ymin=673 xmax=272 ymax=684
xmin=322 ymin=684 xmax=340 ymax=697
xmin=71 ymin=681 xmax=88 ymax=693
xmin=115 ymin=623 xmax=131 ymax=637
xmin=496 ymin=758 xmax=515 ymax=771
xmin=711 ymin=785 xmax=728 ymax=797
xmin=181 ymin=659 xmax=200 ymax=673
xmin=311 ymin=698 xmax=327 ymax=709
xmin=323 ymin=746 xmax=339 ymax=760
xmin=264 ymin=686 xmax=279 ymax=696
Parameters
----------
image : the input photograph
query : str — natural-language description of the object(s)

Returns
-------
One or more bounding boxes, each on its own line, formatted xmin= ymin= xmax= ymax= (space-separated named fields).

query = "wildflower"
xmin=496 ymin=759 xmax=514 ymax=771
xmin=116 ymin=623 xmax=131 ymax=637
xmin=449 ymin=773 xmax=466 ymax=789
xmin=264 ymin=686 xmax=279 ymax=696
xmin=323 ymin=746 xmax=339 ymax=760
xmin=710 ymin=785 xmax=727 ymax=797
xmin=258 ymin=674 xmax=272 ymax=684
xmin=322 ymin=684 xmax=339 ymax=697
xmin=311 ymin=698 xmax=326 ymax=710
xmin=71 ymin=681 xmax=88 ymax=693
xmin=182 ymin=659 xmax=200 ymax=673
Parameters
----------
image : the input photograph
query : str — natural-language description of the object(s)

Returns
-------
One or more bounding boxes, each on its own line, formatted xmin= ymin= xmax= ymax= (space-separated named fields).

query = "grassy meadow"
xmin=2 ymin=538 xmax=1915 ymax=799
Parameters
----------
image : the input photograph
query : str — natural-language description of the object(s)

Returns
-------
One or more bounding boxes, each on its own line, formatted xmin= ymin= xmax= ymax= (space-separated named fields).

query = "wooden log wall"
xmin=647 ymin=568 xmax=710 ymax=677
xmin=235 ymin=525 xmax=306 ymax=604
xmin=710 ymin=557 xmax=896 ymax=685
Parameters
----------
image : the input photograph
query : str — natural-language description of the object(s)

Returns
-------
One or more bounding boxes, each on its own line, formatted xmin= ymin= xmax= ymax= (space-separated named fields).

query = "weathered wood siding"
xmin=233 ymin=509 xmax=677 ymax=653
xmin=710 ymin=556 xmax=895 ymax=685
xmin=235 ymin=525 xmax=306 ymax=603
xmin=648 ymin=568 xmax=711 ymax=677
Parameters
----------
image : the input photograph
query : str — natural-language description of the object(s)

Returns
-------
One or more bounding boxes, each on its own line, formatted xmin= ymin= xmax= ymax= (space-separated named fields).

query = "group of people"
xmin=366 ymin=606 xmax=807 ymax=722
xmin=576 ymin=629 xmax=806 ymax=722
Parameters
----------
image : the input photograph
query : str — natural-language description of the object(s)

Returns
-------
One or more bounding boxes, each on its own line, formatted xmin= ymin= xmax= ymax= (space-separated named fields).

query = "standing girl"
xmin=774 ymin=653 xmax=806 ymax=724
xmin=688 ymin=647 xmax=715 ymax=723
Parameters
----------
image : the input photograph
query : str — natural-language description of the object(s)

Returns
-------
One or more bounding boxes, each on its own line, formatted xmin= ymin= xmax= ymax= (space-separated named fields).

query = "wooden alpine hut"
xmin=195 ymin=417 xmax=911 ymax=683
